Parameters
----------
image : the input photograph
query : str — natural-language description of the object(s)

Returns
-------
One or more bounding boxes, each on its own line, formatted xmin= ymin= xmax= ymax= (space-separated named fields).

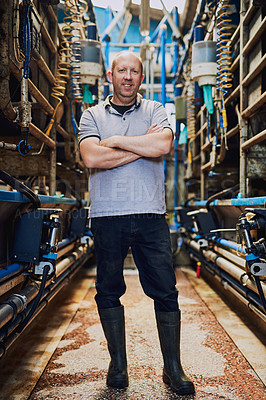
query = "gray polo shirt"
xmin=79 ymin=94 xmax=171 ymax=217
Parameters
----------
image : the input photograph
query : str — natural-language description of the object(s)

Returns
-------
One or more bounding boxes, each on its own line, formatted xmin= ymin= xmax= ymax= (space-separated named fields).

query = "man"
xmin=79 ymin=51 xmax=195 ymax=396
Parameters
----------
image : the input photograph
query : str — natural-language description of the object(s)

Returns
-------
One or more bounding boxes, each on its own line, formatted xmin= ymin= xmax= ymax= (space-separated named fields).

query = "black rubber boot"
xmin=98 ymin=306 xmax=129 ymax=388
xmin=155 ymin=310 xmax=195 ymax=395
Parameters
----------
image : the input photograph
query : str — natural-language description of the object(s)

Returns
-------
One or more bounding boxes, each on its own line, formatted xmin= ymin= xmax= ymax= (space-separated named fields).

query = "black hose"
xmin=0 ymin=169 xmax=41 ymax=208
xmin=16 ymin=264 xmax=50 ymax=333
xmin=254 ymin=276 xmax=266 ymax=311
xmin=206 ymin=184 xmax=239 ymax=211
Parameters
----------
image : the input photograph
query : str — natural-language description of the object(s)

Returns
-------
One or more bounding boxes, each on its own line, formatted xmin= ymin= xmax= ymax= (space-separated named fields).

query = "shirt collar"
xmin=104 ymin=93 xmax=142 ymax=109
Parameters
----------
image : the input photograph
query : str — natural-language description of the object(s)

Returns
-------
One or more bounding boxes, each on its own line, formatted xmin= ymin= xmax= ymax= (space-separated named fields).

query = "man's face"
xmin=108 ymin=53 xmax=144 ymax=106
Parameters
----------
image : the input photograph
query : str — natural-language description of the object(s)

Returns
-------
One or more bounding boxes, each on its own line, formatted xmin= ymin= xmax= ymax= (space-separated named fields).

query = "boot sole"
xmin=163 ymin=374 xmax=195 ymax=395
xmin=107 ymin=375 xmax=129 ymax=389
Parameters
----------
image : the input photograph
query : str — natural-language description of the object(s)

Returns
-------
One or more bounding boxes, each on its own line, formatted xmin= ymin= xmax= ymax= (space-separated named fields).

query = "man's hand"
xmin=146 ymin=123 xmax=164 ymax=135
xmin=100 ymin=136 xmax=120 ymax=148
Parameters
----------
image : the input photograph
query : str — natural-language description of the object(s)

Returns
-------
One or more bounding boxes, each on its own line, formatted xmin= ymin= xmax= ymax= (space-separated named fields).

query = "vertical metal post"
xmin=173 ymin=6 xmax=180 ymax=220
xmin=172 ymin=7 xmax=179 ymax=76
xmin=174 ymin=85 xmax=182 ymax=227
xmin=150 ymin=46 xmax=154 ymax=100
xmin=49 ymin=135 xmax=57 ymax=195
xmin=160 ymin=26 xmax=166 ymax=106
xmin=140 ymin=0 xmax=150 ymax=37
xmin=239 ymin=0 xmax=248 ymax=197
xmin=146 ymin=56 xmax=150 ymax=99
xmin=160 ymin=26 xmax=167 ymax=184
xmin=104 ymin=7 xmax=112 ymax=69
xmin=200 ymin=110 xmax=205 ymax=200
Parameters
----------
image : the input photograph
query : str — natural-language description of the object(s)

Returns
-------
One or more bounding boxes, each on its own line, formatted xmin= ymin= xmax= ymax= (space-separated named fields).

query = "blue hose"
xmin=0 ymin=264 xmax=26 ymax=284
xmin=23 ymin=4 xmax=31 ymax=79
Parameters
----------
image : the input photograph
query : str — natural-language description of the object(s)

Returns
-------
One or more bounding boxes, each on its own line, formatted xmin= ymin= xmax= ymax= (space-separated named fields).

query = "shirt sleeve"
xmin=151 ymin=102 xmax=174 ymax=137
xmin=151 ymin=102 xmax=171 ymax=128
xmin=78 ymin=109 xmax=101 ymax=145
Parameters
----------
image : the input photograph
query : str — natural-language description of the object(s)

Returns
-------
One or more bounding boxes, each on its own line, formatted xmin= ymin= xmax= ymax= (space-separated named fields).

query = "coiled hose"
xmin=46 ymin=1 xmax=73 ymax=136
xmin=68 ymin=0 xmax=88 ymax=142
xmin=216 ymin=0 xmax=233 ymax=132
xmin=186 ymin=49 xmax=195 ymax=167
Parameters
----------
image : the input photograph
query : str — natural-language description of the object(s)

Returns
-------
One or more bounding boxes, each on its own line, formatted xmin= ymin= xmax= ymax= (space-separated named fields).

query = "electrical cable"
xmin=16 ymin=264 xmax=50 ymax=333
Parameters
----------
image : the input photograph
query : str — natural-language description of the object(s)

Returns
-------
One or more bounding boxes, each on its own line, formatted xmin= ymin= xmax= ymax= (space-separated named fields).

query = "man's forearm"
xmin=95 ymin=147 xmax=140 ymax=169
xmin=100 ymin=129 xmax=172 ymax=158
xmin=80 ymin=140 xmax=140 ymax=169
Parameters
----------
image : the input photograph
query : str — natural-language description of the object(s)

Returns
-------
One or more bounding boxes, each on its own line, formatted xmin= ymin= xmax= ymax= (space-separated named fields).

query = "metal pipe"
xmin=215 ymin=237 xmax=246 ymax=253
xmin=174 ymin=85 xmax=182 ymax=227
xmin=186 ymin=238 xmax=266 ymax=298
xmin=213 ymin=245 xmax=246 ymax=268
xmin=239 ymin=0 xmax=248 ymax=197
xmin=145 ymin=59 xmax=150 ymax=99
xmin=187 ymin=240 xmax=264 ymax=311
xmin=202 ymin=259 xmax=266 ymax=322
xmin=104 ymin=7 xmax=112 ymax=69
xmin=150 ymin=52 xmax=154 ymax=100
xmin=150 ymin=16 xmax=167 ymax=43
xmin=0 ymin=142 xmax=17 ymax=151
xmin=20 ymin=76 xmax=31 ymax=128
xmin=0 ymin=242 xmax=84 ymax=299
xmin=101 ymin=0 xmax=132 ymax=42
xmin=0 ymin=249 xmax=87 ymax=338
xmin=159 ymin=0 xmax=181 ymax=40
xmin=0 ymin=284 xmax=38 ymax=330
xmin=218 ymin=278 xmax=266 ymax=323
xmin=188 ymin=195 xmax=266 ymax=207
xmin=56 ymin=247 xmax=84 ymax=277
xmin=0 ymin=256 xmax=88 ymax=358
xmin=58 ymin=237 xmax=77 ymax=249
xmin=172 ymin=7 xmax=179 ymax=76
xmin=57 ymin=243 xmax=76 ymax=260
xmin=160 ymin=26 xmax=166 ymax=106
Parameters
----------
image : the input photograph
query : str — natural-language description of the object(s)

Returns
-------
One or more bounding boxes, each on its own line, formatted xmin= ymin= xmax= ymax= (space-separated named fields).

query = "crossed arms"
xmin=80 ymin=124 xmax=173 ymax=169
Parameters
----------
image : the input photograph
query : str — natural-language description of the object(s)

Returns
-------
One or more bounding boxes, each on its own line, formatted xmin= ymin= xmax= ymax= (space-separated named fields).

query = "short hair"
xmin=111 ymin=51 xmax=144 ymax=76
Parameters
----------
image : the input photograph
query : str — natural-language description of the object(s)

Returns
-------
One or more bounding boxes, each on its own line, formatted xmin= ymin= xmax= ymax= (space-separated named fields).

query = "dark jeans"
xmin=91 ymin=214 xmax=179 ymax=312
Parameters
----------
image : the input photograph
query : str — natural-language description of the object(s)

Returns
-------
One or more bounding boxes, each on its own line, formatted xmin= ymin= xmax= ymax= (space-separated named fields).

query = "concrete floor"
xmin=0 ymin=265 xmax=265 ymax=400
